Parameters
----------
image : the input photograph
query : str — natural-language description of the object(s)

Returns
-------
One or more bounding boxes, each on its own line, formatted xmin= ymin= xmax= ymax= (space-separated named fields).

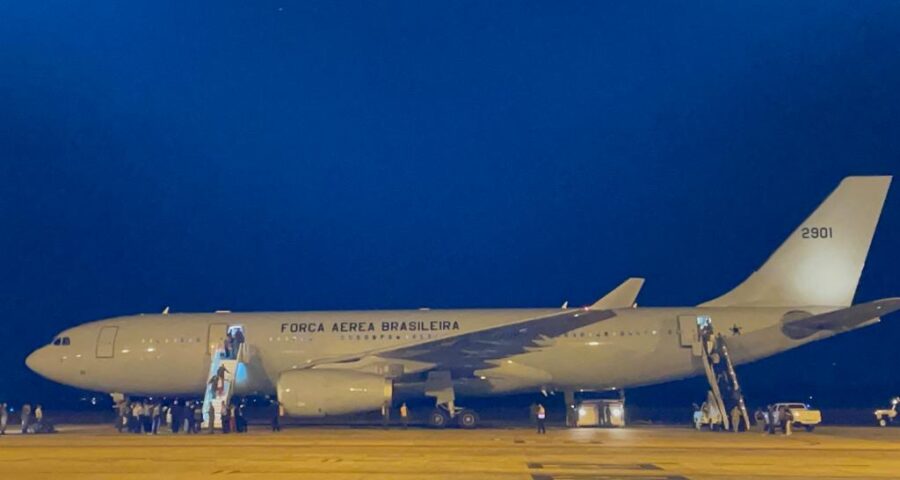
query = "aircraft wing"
xmin=375 ymin=308 xmax=615 ymax=374
xmin=781 ymin=297 xmax=900 ymax=339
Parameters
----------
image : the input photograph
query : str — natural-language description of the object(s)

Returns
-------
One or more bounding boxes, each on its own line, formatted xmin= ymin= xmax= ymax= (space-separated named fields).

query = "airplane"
xmin=26 ymin=176 xmax=900 ymax=428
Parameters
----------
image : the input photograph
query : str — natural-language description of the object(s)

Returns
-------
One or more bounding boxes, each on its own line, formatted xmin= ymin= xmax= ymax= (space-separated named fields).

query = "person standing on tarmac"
xmin=207 ymin=403 xmax=216 ymax=434
xmin=228 ymin=404 xmax=237 ymax=433
xmin=730 ymin=406 xmax=742 ymax=432
xmin=192 ymin=402 xmax=201 ymax=434
xmin=151 ymin=402 xmax=161 ymax=435
xmin=35 ymin=404 xmax=43 ymax=427
xmin=220 ymin=403 xmax=231 ymax=434
xmin=782 ymin=407 xmax=793 ymax=436
xmin=754 ymin=407 xmax=767 ymax=434
xmin=0 ymin=403 xmax=8 ymax=435
xmin=381 ymin=403 xmax=390 ymax=429
xmin=21 ymin=403 xmax=31 ymax=434
xmin=170 ymin=400 xmax=181 ymax=433
xmin=115 ymin=401 xmax=128 ymax=433
xmin=536 ymin=403 xmax=547 ymax=434
xmin=272 ymin=401 xmax=283 ymax=432
xmin=184 ymin=403 xmax=192 ymax=433
xmin=399 ymin=403 xmax=409 ymax=430
xmin=238 ymin=403 xmax=248 ymax=433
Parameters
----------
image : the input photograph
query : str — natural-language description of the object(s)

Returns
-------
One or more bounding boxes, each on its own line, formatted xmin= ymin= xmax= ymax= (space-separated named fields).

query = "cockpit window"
xmin=61 ymin=337 xmax=71 ymax=346
xmin=52 ymin=337 xmax=71 ymax=346
xmin=53 ymin=338 xmax=61 ymax=346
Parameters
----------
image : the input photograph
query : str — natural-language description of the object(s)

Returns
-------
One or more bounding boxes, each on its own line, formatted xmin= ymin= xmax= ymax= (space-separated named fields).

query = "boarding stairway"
xmin=697 ymin=321 xmax=750 ymax=431
xmin=201 ymin=344 xmax=242 ymax=429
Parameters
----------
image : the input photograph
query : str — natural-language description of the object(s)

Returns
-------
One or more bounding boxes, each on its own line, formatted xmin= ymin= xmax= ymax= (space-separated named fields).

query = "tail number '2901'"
xmin=801 ymin=227 xmax=833 ymax=239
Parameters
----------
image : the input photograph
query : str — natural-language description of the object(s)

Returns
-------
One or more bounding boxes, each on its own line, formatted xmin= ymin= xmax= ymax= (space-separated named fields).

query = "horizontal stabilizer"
xmin=781 ymin=298 xmax=900 ymax=339
xmin=591 ymin=277 xmax=645 ymax=310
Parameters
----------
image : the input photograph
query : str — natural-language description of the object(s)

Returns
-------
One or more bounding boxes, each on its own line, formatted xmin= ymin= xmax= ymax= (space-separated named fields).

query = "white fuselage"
xmin=26 ymin=305 xmax=845 ymax=401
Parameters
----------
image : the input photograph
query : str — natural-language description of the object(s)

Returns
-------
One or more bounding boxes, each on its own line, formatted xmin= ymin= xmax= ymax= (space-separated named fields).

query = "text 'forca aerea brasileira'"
xmin=280 ymin=320 xmax=462 ymax=334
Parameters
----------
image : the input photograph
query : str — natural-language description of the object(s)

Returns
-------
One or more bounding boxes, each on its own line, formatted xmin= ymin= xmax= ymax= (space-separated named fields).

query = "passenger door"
xmin=207 ymin=323 xmax=228 ymax=356
xmin=96 ymin=326 xmax=118 ymax=358
xmin=677 ymin=315 xmax=703 ymax=356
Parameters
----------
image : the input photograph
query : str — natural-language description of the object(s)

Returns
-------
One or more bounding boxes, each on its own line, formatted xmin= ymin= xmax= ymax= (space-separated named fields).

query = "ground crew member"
xmin=381 ymin=403 xmax=390 ymax=429
xmin=536 ymin=403 xmax=546 ymax=434
xmin=34 ymin=404 xmax=43 ymax=426
xmin=766 ymin=405 xmax=776 ymax=435
xmin=730 ymin=405 xmax=741 ymax=432
xmin=399 ymin=402 xmax=409 ymax=429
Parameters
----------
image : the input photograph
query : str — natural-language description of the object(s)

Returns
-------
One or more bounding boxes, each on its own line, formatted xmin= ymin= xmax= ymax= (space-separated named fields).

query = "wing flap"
xmin=378 ymin=308 xmax=616 ymax=374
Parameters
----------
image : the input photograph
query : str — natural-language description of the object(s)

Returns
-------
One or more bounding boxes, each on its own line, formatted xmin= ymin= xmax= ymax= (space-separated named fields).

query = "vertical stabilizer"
xmin=701 ymin=176 xmax=891 ymax=307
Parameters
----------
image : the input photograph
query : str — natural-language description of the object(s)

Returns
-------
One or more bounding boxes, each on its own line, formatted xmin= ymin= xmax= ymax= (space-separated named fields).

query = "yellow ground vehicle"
xmin=773 ymin=403 xmax=822 ymax=432
xmin=874 ymin=397 xmax=898 ymax=427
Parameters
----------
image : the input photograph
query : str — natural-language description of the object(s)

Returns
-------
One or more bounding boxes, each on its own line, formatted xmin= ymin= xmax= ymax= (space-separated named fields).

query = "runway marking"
xmin=527 ymin=462 xmax=687 ymax=480
xmin=528 ymin=462 xmax=663 ymax=470
xmin=530 ymin=475 xmax=688 ymax=480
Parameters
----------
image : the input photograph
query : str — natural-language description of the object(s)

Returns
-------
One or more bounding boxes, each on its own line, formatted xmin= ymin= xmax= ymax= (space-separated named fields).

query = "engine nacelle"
xmin=277 ymin=369 xmax=392 ymax=417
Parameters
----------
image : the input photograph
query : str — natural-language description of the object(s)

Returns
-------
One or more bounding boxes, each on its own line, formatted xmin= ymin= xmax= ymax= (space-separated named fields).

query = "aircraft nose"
xmin=26 ymin=348 xmax=47 ymax=376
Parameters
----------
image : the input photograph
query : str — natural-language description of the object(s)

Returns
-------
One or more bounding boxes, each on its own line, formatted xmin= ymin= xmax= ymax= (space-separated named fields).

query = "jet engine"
xmin=276 ymin=369 xmax=392 ymax=417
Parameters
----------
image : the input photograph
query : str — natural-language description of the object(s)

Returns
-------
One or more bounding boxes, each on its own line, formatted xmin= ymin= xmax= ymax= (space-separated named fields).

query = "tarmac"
xmin=1 ymin=424 xmax=899 ymax=479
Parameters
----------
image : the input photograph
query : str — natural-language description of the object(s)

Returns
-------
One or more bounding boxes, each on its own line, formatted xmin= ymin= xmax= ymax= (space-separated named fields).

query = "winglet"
xmin=590 ymin=278 xmax=645 ymax=310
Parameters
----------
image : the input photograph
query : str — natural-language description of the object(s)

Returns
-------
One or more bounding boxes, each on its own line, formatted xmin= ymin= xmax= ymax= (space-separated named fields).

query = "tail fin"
xmin=701 ymin=176 xmax=891 ymax=307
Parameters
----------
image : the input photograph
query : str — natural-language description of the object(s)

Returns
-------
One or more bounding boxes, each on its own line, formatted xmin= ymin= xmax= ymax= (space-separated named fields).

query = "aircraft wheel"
xmin=428 ymin=409 xmax=449 ymax=429
xmin=457 ymin=409 xmax=479 ymax=429
xmin=804 ymin=425 xmax=815 ymax=432
xmin=878 ymin=418 xmax=887 ymax=427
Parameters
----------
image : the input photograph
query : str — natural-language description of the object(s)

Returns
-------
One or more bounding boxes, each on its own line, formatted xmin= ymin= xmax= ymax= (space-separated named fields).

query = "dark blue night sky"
xmin=2 ymin=1 xmax=899 ymax=407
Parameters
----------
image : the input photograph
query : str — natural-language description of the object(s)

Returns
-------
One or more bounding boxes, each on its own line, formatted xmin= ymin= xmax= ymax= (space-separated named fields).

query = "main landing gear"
xmin=424 ymin=371 xmax=480 ymax=429
xmin=427 ymin=403 xmax=480 ymax=429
